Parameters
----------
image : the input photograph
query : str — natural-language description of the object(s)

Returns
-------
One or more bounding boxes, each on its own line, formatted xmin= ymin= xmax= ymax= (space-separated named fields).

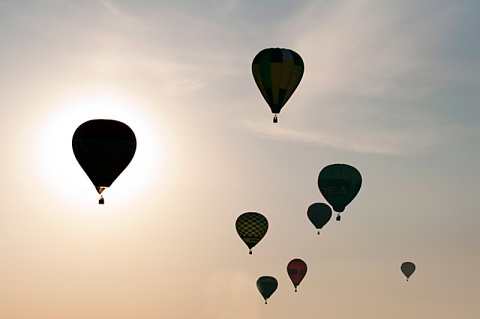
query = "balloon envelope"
xmin=307 ymin=203 xmax=332 ymax=233
xmin=72 ymin=119 xmax=136 ymax=202
xmin=235 ymin=212 xmax=268 ymax=254
xmin=401 ymin=262 xmax=416 ymax=281
xmin=318 ymin=164 xmax=362 ymax=212
xmin=252 ymin=48 xmax=304 ymax=121
xmin=256 ymin=276 xmax=278 ymax=304
xmin=287 ymin=259 xmax=307 ymax=292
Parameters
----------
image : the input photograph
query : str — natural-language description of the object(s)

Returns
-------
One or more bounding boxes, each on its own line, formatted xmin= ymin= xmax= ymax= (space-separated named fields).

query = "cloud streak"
xmin=232 ymin=0 xmax=473 ymax=155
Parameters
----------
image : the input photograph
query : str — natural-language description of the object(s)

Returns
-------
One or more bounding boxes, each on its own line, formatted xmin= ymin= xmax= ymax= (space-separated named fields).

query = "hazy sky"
xmin=1 ymin=0 xmax=479 ymax=318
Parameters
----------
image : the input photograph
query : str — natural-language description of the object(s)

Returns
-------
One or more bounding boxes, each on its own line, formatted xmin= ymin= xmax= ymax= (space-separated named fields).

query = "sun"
xmin=32 ymin=90 xmax=166 ymax=210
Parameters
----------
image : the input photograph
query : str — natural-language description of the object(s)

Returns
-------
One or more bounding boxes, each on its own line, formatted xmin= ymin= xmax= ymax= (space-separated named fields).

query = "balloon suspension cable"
xmin=249 ymin=249 xmax=252 ymax=255
xmin=99 ymin=195 xmax=104 ymax=205
xmin=273 ymin=114 xmax=278 ymax=123
xmin=336 ymin=213 xmax=341 ymax=221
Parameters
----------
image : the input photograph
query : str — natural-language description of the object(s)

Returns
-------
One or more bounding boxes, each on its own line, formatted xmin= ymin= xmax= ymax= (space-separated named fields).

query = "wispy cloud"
xmin=285 ymin=0 xmax=459 ymax=96
xmin=204 ymin=271 xmax=259 ymax=319
xmin=231 ymin=0 xmax=473 ymax=155
xmin=236 ymin=117 xmax=446 ymax=155
xmin=2 ymin=0 xmax=474 ymax=156
xmin=95 ymin=0 xmax=143 ymax=26
xmin=97 ymin=0 xmax=123 ymax=16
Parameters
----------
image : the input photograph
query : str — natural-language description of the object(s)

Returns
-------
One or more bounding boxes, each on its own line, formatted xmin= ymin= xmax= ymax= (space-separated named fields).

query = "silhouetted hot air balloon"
xmin=72 ymin=119 xmax=136 ymax=204
xmin=252 ymin=48 xmax=304 ymax=123
xmin=235 ymin=212 xmax=268 ymax=254
xmin=256 ymin=276 xmax=278 ymax=304
xmin=318 ymin=164 xmax=362 ymax=220
xmin=401 ymin=262 xmax=416 ymax=281
xmin=307 ymin=203 xmax=332 ymax=234
xmin=287 ymin=259 xmax=307 ymax=292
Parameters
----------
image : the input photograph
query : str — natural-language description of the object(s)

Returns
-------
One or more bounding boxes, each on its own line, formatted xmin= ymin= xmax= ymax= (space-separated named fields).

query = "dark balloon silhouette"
xmin=235 ymin=212 xmax=268 ymax=254
xmin=401 ymin=262 xmax=416 ymax=281
xmin=256 ymin=276 xmax=278 ymax=304
xmin=318 ymin=164 xmax=362 ymax=220
xmin=307 ymin=203 xmax=332 ymax=234
xmin=252 ymin=48 xmax=304 ymax=123
xmin=287 ymin=259 xmax=307 ymax=292
xmin=72 ymin=119 xmax=136 ymax=204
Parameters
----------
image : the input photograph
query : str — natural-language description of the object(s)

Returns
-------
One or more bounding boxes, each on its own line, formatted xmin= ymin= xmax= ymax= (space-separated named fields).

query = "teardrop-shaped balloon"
xmin=72 ymin=119 xmax=136 ymax=204
xmin=252 ymin=48 xmax=304 ymax=123
xmin=256 ymin=276 xmax=278 ymax=304
xmin=401 ymin=262 xmax=416 ymax=281
xmin=287 ymin=259 xmax=307 ymax=292
xmin=318 ymin=164 xmax=362 ymax=214
xmin=235 ymin=212 xmax=268 ymax=254
xmin=307 ymin=203 xmax=332 ymax=234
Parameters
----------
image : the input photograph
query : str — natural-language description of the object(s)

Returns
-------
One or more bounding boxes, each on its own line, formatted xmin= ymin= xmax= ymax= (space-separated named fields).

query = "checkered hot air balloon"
xmin=235 ymin=212 xmax=268 ymax=254
xmin=252 ymin=48 xmax=304 ymax=123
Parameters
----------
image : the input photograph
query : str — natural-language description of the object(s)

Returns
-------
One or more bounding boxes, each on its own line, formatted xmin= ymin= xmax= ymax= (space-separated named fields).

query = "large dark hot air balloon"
xmin=287 ymin=259 xmax=307 ymax=292
xmin=401 ymin=262 xmax=416 ymax=281
xmin=72 ymin=119 xmax=136 ymax=204
xmin=318 ymin=164 xmax=362 ymax=220
xmin=307 ymin=203 xmax=332 ymax=234
xmin=256 ymin=276 xmax=278 ymax=304
xmin=235 ymin=212 xmax=268 ymax=254
xmin=252 ymin=48 xmax=304 ymax=123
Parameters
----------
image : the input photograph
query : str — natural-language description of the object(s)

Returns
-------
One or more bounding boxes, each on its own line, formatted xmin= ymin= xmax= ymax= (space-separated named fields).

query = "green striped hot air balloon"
xmin=318 ymin=164 xmax=362 ymax=220
xmin=256 ymin=276 xmax=278 ymax=304
xmin=235 ymin=212 xmax=268 ymax=254
xmin=252 ymin=48 xmax=304 ymax=123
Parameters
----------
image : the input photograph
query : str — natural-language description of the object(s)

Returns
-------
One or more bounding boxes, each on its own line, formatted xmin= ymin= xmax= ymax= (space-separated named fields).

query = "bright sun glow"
xmin=33 ymin=90 xmax=165 ymax=211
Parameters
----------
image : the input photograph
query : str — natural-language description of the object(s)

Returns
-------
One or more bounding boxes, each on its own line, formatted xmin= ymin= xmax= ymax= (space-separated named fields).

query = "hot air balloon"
xmin=318 ymin=164 xmax=362 ymax=220
xmin=307 ymin=203 xmax=332 ymax=234
xmin=252 ymin=48 xmax=304 ymax=123
xmin=287 ymin=259 xmax=307 ymax=292
xmin=72 ymin=119 xmax=136 ymax=204
xmin=256 ymin=276 xmax=278 ymax=304
xmin=401 ymin=262 xmax=416 ymax=281
xmin=235 ymin=212 xmax=268 ymax=254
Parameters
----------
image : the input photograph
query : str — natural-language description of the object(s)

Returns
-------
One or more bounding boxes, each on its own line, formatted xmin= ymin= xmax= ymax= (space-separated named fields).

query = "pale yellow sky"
xmin=0 ymin=1 xmax=479 ymax=318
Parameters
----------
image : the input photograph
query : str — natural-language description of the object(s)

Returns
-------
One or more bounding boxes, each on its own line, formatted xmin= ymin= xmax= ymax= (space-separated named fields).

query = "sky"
xmin=0 ymin=0 xmax=479 ymax=318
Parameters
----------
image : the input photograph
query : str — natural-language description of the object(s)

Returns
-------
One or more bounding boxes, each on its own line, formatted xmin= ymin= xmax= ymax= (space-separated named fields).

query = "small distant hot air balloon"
xmin=256 ymin=276 xmax=278 ymax=304
xmin=287 ymin=259 xmax=307 ymax=292
xmin=318 ymin=164 xmax=362 ymax=221
xmin=235 ymin=212 xmax=268 ymax=254
xmin=307 ymin=203 xmax=332 ymax=234
xmin=252 ymin=48 xmax=304 ymax=123
xmin=72 ymin=119 xmax=136 ymax=204
xmin=401 ymin=262 xmax=416 ymax=281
